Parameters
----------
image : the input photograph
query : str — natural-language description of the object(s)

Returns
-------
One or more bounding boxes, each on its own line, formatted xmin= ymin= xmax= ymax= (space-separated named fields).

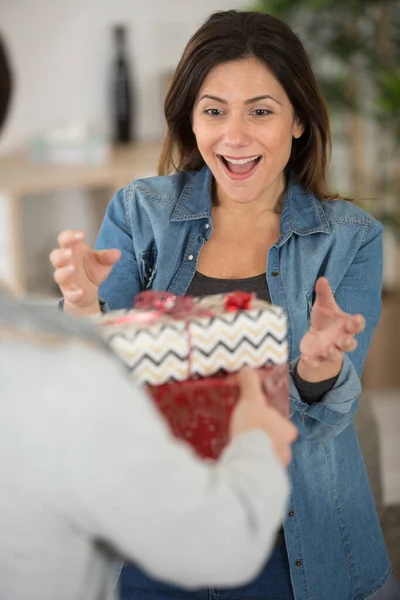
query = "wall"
xmin=0 ymin=0 xmax=243 ymax=294
xmin=0 ymin=0 xmax=379 ymax=295
xmin=0 ymin=0 xmax=244 ymax=153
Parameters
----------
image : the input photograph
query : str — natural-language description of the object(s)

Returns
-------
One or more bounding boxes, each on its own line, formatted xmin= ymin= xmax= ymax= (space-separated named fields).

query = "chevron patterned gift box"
xmin=97 ymin=290 xmax=288 ymax=385
xmin=97 ymin=291 xmax=289 ymax=459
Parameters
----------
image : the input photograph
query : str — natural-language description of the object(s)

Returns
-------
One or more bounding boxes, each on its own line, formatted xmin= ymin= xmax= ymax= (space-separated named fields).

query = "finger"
xmin=345 ymin=338 xmax=357 ymax=353
xmin=325 ymin=345 xmax=343 ymax=363
xmin=63 ymin=288 xmax=84 ymax=303
xmin=272 ymin=412 xmax=298 ymax=444
xmin=263 ymin=409 xmax=298 ymax=463
xmin=57 ymin=229 xmax=85 ymax=248
xmin=345 ymin=314 xmax=365 ymax=335
xmin=237 ymin=367 xmax=264 ymax=402
xmin=282 ymin=447 xmax=292 ymax=466
xmin=287 ymin=420 xmax=298 ymax=443
xmin=49 ymin=248 xmax=73 ymax=269
xmin=263 ymin=374 xmax=287 ymax=398
xmin=95 ymin=248 xmax=121 ymax=267
xmin=268 ymin=409 xmax=299 ymax=442
xmin=315 ymin=277 xmax=335 ymax=306
xmin=53 ymin=265 xmax=76 ymax=286
xmin=338 ymin=336 xmax=358 ymax=353
xmin=263 ymin=364 xmax=287 ymax=389
xmin=300 ymin=354 xmax=321 ymax=369
xmin=274 ymin=442 xmax=292 ymax=467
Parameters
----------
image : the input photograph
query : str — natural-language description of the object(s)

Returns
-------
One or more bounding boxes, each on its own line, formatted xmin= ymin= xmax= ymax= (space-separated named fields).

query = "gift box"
xmin=148 ymin=365 xmax=289 ymax=459
xmin=97 ymin=291 xmax=289 ymax=459
xmin=98 ymin=291 xmax=288 ymax=385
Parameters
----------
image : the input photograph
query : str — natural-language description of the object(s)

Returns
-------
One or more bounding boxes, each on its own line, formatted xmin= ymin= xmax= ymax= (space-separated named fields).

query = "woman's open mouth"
xmin=217 ymin=154 xmax=262 ymax=180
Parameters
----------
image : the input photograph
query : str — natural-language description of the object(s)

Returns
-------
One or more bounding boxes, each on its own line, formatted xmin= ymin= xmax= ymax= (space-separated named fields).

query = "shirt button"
xmin=188 ymin=255 xmax=194 ymax=261
xmin=205 ymin=223 xmax=210 ymax=229
xmin=271 ymin=271 xmax=279 ymax=277
xmin=288 ymin=510 xmax=294 ymax=517
xmin=295 ymin=560 xmax=303 ymax=567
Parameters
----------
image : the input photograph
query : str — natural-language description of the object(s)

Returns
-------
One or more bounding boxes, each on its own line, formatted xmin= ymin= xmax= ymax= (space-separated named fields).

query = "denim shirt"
xmin=96 ymin=166 xmax=391 ymax=600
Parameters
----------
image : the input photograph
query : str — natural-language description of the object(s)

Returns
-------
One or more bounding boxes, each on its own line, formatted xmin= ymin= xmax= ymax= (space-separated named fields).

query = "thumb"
xmin=237 ymin=367 xmax=264 ymax=404
xmin=95 ymin=249 xmax=121 ymax=267
xmin=315 ymin=277 xmax=335 ymax=306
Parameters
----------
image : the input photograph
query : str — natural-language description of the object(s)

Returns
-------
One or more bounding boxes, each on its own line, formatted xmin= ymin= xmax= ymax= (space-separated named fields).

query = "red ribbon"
xmin=134 ymin=291 xmax=196 ymax=315
xmin=101 ymin=290 xmax=253 ymax=327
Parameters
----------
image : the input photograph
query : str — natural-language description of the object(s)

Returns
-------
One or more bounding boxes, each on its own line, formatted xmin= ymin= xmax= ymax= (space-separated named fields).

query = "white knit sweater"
xmin=0 ymin=293 xmax=289 ymax=600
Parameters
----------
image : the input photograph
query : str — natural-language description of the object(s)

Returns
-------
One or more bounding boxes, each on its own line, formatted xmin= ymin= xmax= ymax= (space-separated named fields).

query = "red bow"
xmin=224 ymin=291 xmax=254 ymax=311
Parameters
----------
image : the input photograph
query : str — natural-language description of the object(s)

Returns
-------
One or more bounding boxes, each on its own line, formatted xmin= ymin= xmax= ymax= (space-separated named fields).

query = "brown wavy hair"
xmin=159 ymin=10 xmax=337 ymax=200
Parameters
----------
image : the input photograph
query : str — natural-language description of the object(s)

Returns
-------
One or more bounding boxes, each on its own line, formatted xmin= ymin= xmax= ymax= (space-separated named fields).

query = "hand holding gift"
xmin=231 ymin=367 xmax=298 ymax=467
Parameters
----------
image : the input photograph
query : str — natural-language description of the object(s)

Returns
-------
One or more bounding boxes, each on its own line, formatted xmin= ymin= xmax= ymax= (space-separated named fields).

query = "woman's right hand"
xmin=49 ymin=229 xmax=121 ymax=316
xmin=230 ymin=368 xmax=298 ymax=467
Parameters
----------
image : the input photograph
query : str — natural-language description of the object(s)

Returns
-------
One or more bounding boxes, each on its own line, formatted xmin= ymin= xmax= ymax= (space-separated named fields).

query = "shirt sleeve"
xmin=95 ymin=187 xmax=143 ymax=310
xmin=288 ymin=219 xmax=383 ymax=441
xmin=294 ymin=368 xmax=338 ymax=405
xmin=63 ymin=342 xmax=289 ymax=589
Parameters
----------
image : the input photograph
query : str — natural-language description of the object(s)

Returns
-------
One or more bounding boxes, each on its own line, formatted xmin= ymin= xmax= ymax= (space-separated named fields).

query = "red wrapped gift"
xmin=97 ymin=291 xmax=289 ymax=458
xmin=147 ymin=364 xmax=289 ymax=460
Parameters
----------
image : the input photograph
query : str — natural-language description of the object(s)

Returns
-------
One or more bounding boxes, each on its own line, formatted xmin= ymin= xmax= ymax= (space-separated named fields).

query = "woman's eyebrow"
xmin=197 ymin=93 xmax=281 ymax=105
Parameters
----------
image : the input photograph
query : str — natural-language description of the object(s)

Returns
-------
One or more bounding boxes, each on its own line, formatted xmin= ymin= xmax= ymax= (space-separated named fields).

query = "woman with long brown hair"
xmin=50 ymin=10 xmax=391 ymax=599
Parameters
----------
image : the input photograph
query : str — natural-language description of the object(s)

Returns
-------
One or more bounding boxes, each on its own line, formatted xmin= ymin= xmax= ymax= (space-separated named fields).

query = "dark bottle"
xmin=111 ymin=25 xmax=133 ymax=143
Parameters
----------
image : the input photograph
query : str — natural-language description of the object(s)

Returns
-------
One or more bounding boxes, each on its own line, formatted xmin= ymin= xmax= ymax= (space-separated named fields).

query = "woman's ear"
xmin=292 ymin=117 xmax=305 ymax=139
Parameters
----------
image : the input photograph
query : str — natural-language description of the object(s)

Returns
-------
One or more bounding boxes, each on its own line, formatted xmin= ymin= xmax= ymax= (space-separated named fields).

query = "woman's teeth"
xmin=219 ymin=154 xmax=261 ymax=175
xmin=222 ymin=156 xmax=260 ymax=164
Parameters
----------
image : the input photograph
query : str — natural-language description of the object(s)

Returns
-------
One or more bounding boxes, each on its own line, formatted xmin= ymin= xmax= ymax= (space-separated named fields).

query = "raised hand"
xmin=49 ymin=230 xmax=121 ymax=315
xmin=298 ymin=277 xmax=365 ymax=380
xmin=230 ymin=367 xmax=298 ymax=467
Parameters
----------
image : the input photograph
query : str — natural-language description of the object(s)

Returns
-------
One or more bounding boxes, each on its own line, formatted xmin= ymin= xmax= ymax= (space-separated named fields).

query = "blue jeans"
xmin=118 ymin=537 xmax=294 ymax=600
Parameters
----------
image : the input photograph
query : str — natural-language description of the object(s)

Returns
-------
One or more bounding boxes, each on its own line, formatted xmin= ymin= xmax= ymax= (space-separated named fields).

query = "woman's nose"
xmin=221 ymin=117 xmax=251 ymax=149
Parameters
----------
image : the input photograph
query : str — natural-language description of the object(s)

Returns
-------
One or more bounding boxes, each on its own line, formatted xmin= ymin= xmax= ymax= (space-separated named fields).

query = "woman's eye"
xmin=204 ymin=108 xmax=223 ymax=116
xmin=252 ymin=109 xmax=272 ymax=117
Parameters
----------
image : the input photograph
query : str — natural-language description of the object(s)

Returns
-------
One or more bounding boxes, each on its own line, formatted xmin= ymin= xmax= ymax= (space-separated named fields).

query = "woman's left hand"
xmin=298 ymin=277 xmax=365 ymax=381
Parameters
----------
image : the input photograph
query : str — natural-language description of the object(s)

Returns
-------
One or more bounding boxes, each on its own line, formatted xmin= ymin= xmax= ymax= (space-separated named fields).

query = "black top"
xmin=187 ymin=271 xmax=272 ymax=303
xmin=187 ymin=271 xmax=338 ymax=405
xmin=187 ymin=271 xmax=339 ymax=541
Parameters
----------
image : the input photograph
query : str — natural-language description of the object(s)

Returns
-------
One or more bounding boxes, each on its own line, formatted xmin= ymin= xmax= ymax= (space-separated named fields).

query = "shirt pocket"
xmin=141 ymin=249 xmax=158 ymax=290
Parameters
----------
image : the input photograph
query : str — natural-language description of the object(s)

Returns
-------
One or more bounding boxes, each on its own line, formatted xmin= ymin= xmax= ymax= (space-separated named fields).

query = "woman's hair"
xmin=159 ymin=10 xmax=336 ymax=200
xmin=0 ymin=34 xmax=12 ymax=132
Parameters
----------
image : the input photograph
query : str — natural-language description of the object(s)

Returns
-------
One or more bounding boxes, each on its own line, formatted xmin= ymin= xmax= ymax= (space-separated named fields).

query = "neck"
xmin=213 ymin=174 xmax=286 ymax=218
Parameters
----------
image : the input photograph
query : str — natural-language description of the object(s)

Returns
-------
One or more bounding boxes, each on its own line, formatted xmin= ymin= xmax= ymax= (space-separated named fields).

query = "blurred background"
xmin=0 ymin=0 xmax=399 ymax=584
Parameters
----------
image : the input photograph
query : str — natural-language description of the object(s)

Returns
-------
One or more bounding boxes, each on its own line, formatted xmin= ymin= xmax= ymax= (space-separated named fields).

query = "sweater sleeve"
xmin=63 ymin=342 xmax=289 ymax=589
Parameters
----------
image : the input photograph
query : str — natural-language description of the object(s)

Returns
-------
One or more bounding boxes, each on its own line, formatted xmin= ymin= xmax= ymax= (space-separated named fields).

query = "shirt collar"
xmin=170 ymin=166 xmax=331 ymax=239
xmin=170 ymin=166 xmax=213 ymax=222
xmin=278 ymin=178 xmax=331 ymax=244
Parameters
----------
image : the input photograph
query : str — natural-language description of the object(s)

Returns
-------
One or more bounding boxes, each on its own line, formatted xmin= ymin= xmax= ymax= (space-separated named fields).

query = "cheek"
xmin=262 ymin=122 xmax=294 ymax=150
xmin=193 ymin=124 xmax=218 ymax=156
